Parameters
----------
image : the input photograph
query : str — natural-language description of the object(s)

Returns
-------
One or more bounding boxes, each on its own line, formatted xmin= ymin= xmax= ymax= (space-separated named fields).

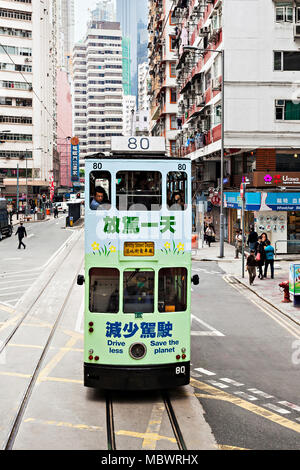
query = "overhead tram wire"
xmin=0 ymin=41 xmax=69 ymax=139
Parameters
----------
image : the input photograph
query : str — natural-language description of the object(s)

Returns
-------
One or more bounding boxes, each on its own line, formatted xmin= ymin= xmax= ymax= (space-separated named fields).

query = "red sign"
xmin=211 ymin=195 xmax=221 ymax=206
xmin=240 ymin=182 xmax=244 ymax=199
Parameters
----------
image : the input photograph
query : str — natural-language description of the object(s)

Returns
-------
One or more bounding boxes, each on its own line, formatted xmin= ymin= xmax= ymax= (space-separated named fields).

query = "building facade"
xmin=0 ymin=0 xmax=57 ymax=210
xmin=148 ymin=0 xmax=179 ymax=156
xmin=123 ymin=94 xmax=136 ymax=135
xmin=73 ymin=21 xmax=123 ymax=160
xmin=174 ymin=0 xmax=300 ymax=252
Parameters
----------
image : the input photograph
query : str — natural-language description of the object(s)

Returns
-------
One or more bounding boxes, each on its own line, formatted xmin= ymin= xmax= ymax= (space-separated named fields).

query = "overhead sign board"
xmin=71 ymin=137 xmax=79 ymax=182
xmin=111 ymin=136 xmax=166 ymax=153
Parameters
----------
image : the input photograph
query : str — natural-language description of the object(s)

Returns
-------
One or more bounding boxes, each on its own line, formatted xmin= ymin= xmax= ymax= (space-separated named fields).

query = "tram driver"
xmin=90 ymin=186 xmax=110 ymax=210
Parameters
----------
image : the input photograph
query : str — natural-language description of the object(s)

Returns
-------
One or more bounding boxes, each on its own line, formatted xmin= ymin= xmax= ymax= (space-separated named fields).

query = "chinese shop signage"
xmin=253 ymin=172 xmax=300 ymax=187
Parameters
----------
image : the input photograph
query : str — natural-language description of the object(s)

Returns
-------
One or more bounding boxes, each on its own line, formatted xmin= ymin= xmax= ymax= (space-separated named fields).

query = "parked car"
xmin=53 ymin=202 xmax=68 ymax=213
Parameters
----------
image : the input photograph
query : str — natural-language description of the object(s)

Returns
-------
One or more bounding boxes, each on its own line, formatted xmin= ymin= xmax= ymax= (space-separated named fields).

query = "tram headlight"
xmin=129 ymin=342 xmax=147 ymax=360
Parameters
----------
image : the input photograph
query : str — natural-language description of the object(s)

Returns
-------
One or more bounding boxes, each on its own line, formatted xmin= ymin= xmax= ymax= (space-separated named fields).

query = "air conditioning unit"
xmin=25 ymin=58 xmax=32 ymax=63
xmin=212 ymin=78 xmax=221 ymax=91
xmin=196 ymin=95 xmax=205 ymax=106
xmin=294 ymin=24 xmax=300 ymax=37
xmin=275 ymin=99 xmax=285 ymax=106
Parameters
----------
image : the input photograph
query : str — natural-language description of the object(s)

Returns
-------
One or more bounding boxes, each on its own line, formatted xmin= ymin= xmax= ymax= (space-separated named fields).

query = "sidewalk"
xmin=193 ymin=241 xmax=300 ymax=326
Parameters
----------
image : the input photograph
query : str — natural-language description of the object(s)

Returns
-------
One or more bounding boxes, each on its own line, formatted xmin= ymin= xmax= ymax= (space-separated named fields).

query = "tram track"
xmin=106 ymin=391 xmax=187 ymax=450
xmin=0 ymin=229 xmax=82 ymax=357
xmin=2 ymin=234 xmax=84 ymax=450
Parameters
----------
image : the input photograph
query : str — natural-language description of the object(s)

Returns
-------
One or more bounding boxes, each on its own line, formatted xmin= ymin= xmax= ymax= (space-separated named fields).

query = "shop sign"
xmin=71 ymin=136 xmax=79 ymax=183
xmin=224 ymin=191 xmax=300 ymax=211
xmin=254 ymin=172 xmax=300 ymax=187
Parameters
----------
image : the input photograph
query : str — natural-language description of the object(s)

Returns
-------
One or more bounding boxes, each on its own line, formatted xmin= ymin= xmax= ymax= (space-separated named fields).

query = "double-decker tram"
xmin=78 ymin=136 xmax=199 ymax=390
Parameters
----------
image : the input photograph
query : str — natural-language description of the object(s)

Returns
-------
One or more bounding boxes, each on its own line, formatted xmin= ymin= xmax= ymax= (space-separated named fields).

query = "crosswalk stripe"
xmin=247 ymin=389 xmax=274 ymax=399
xmin=278 ymin=401 xmax=300 ymax=412
xmin=263 ymin=403 xmax=291 ymax=414
xmin=194 ymin=368 xmax=216 ymax=376
xmin=220 ymin=378 xmax=244 ymax=387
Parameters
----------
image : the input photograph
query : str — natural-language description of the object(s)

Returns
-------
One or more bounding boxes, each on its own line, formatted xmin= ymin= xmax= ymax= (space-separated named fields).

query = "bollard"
xmin=69 ymin=216 xmax=73 ymax=227
xmin=279 ymin=281 xmax=291 ymax=303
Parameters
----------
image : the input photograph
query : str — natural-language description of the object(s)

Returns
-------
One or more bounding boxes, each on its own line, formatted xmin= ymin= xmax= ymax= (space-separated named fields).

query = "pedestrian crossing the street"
xmin=0 ymin=267 xmax=43 ymax=307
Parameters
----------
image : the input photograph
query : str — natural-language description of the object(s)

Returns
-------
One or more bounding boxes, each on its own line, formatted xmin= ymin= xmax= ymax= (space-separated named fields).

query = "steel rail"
xmin=3 ymin=258 xmax=84 ymax=450
xmin=162 ymin=392 xmax=187 ymax=451
xmin=106 ymin=395 xmax=116 ymax=450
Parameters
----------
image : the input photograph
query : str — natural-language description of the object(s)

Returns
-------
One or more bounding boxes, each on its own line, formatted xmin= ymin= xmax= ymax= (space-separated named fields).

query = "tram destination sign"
xmin=111 ymin=136 xmax=165 ymax=154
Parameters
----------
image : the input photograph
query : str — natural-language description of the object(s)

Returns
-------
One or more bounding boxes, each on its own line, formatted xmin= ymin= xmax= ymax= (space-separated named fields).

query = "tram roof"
xmin=84 ymin=152 xmax=191 ymax=161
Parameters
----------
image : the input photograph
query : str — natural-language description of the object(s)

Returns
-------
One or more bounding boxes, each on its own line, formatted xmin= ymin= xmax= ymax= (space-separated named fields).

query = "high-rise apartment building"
xmin=175 ymin=0 xmax=300 ymax=251
xmin=91 ymin=1 xmax=116 ymax=22
xmin=0 ymin=0 xmax=57 ymax=207
xmin=123 ymin=95 xmax=136 ymax=135
xmin=59 ymin=0 xmax=75 ymax=71
xmin=137 ymin=62 xmax=150 ymax=133
xmin=73 ymin=21 xmax=123 ymax=159
xmin=148 ymin=0 xmax=179 ymax=156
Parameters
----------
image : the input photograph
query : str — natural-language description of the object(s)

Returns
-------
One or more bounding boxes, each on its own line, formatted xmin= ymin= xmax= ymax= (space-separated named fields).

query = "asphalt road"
xmin=0 ymin=215 xmax=74 ymax=307
xmin=191 ymin=261 xmax=300 ymax=450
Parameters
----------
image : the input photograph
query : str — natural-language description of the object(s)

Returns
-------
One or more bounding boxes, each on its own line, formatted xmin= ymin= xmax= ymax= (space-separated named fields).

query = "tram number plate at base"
xmin=175 ymin=366 xmax=186 ymax=375
xmin=124 ymin=242 xmax=154 ymax=256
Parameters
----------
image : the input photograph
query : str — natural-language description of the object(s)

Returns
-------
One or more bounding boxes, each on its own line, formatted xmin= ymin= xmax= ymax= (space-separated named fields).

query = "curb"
xmin=232 ymin=275 xmax=300 ymax=327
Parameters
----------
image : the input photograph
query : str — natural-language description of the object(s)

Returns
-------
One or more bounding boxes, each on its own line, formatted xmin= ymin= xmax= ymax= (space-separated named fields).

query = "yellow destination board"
xmin=124 ymin=242 xmax=155 ymax=257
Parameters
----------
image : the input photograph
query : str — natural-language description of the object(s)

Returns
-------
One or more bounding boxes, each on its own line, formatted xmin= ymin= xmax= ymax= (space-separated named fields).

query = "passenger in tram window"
xmin=170 ymin=192 xmax=185 ymax=210
xmin=90 ymin=186 xmax=110 ymax=210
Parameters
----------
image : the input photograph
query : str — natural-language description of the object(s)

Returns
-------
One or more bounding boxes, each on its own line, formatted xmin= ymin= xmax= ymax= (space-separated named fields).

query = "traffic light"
xmin=42 ymin=194 xmax=46 ymax=202
xmin=77 ymin=192 xmax=80 ymax=199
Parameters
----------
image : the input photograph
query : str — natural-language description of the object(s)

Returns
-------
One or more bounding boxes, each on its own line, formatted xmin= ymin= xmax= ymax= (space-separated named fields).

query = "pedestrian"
xmin=15 ymin=221 xmax=27 ymax=249
xmin=54 ymin=205 xmax=58 ymax=218
xmin=234 ymin=229 xmax=243 ymax=258
xmin=205 ymin=224 xmax=215 ymax=247
xmin=246 ymin=249 xmax=257 ymax=285
xmin=247 ymin=225 xmax=258 ymax=252
xmin=264 ymin=240 xmax=275 ymax=279
xmin=255 ymin=235 xmax=266 ymax=279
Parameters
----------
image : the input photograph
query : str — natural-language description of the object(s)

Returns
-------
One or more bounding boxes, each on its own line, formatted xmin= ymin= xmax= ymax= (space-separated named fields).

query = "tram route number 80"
xmin=127 ymin=137 xmax=150 ymax=150
xmin=175 ymin=366 xmax=186 ymax=375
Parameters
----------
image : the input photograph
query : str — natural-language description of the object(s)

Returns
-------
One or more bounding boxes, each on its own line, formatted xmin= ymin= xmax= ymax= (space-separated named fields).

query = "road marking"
xmin=191 ymin=331 xmax=224 ymax=336
xmin=233 ymin=391 xmax=258 ymax=401
xmin=0 ymin=277 xmax=38 ymax=285
xmin=0 ymin=303 xmax=14 ymax=313
xmin=23 ymin=418 xmax=103 ymax=432
xmin=27 ymin=234 xmax=34 ymax=239
xmin=277 ymin=401 xmax=300 ymax=413
xmin=0 ymin=371 xmax=31 ymax=379
xmin=218 ymin=445 xmax=249 ymax=450
xmin=3 ymin=258 xmax=22 ymax=261
xmin=194 ymin=368 xmax=216 ymax=376
xmin=263 ymin=403 xmax=291 ymax=414
xmin=142 ymin=401 xmax=165 ymax=450
xmin=207 ymin=380 xmax=229 ymax=389
xmin=220 ymin=378 xmax=244 ymax=387
xmin=42 ymin=377 xmax=83 ymax=384
xmin=191 ymin=378 xmax=300 ymax=434
xmin=223 ymin=275 xmax=300 ymax=338
xmin=247 ymin=389 xmax=274 ymax=399
xmin=191 ymin=314 xmax=225 ymax=337
xmin=37 ymin=335 xmax=79 ymax=384
xmin=0 ymin=285 xmax=35 ymax=292
xmin=116 ymin=429 xmax=176 ymax=444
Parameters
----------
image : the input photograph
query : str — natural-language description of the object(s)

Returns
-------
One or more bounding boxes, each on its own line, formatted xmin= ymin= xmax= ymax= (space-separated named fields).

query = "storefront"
xmin=224 ymin=191 xmax=300 ymax=253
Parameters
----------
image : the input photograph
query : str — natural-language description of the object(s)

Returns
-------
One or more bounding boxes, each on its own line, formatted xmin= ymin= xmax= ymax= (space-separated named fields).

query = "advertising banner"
xmin=289 ymin=263 xmax=300 ymax=296
xmin=224 ymin=191 xmax=300 ymax=211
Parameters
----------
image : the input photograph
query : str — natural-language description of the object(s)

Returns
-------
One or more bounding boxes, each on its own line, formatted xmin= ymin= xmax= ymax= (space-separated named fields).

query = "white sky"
xmin=74 ymin=0 xmax=98 ymax=42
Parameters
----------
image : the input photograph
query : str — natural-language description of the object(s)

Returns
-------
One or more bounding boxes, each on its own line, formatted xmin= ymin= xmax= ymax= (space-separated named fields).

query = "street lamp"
xmin=182 ymin=45 xmax=225 ymax=258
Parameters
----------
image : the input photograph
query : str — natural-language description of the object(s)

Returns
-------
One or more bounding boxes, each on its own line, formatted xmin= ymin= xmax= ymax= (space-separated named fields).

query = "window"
xmin=297 ymin=7 xmax=300 ymax=22
xmin=205 ymin=69 xmax=211 ymax=90
xmin=116 ymin=171 xmax=162 ymax=211
xmin=170 ymin=115 xmax=177 ymax=129
xmin=214 ymin=103 xmax=222 ymax=126
xmin=170 ymin=35 xmax=176 ymax=51
xmin=167 ymin=172 xmax=187 ymax=210
xmin=123 ymin=269 xmax=154 ymax=314
xmin=275 ymin=100 xmax=300 ymax=120
xmin=170 ymin=140 xmax=176 ymax=156
xmin=89 ymin=268 xmax=119 ymax=313
xmin=276 ymin=153 xmax=300 ymax=171
xmin=275 ymin=4 xmax=293 ymax=22
xmin=89 ymin=171 xmax=111 ymax=210
xmin=274 ymin=51 xmax=300 ymax=71
xmin=170 ymin=88 xmax=177 ymax=103
xmin=170 ymin=62 xmax=176 ymax=77
xmin=158 ymin=268 xmax=187 ymax=312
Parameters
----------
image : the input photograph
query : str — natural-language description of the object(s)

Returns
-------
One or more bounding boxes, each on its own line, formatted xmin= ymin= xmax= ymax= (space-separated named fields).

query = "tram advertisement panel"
xmin=84 ymin=158 xmax=191 ymax=368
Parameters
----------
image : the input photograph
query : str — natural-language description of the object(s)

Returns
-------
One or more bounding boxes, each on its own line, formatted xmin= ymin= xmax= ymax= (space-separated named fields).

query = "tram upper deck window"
xmin=116 ymin=171 xmax=162 ymax=211
xmin=167 ymin=172 xmax=187 ymax=211
xmin=123 ymin=270 xmax=154 ymax=313
xmin=89 ymin=268 xmax=119 ymax=313
xmin=90 ymin=171 xmax=111 ymax=210
xmin=158 ymin=268 xmax=187 ymax=312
